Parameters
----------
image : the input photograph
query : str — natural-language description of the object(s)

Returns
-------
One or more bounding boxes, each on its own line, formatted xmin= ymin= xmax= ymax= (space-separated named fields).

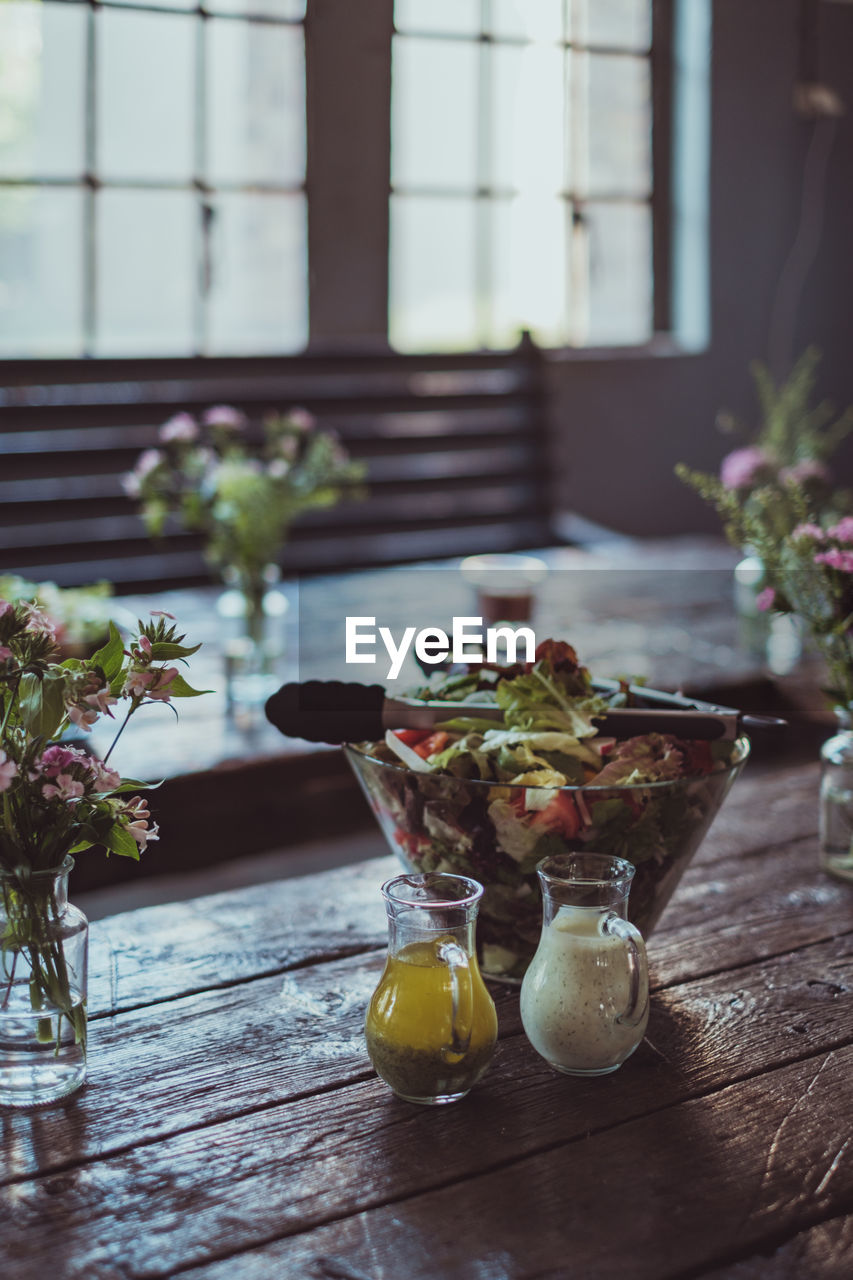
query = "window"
xmin=0 ymin=0 xmax=308 ymax=358
xmin=0 ymin=0 xmax=681 ymax=363
xmin=389 ymin=0 xmax=658 ymax=352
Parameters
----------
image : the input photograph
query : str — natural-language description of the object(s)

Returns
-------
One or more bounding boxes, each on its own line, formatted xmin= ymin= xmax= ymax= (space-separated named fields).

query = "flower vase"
xmin=217 ymin=565 xmax=289 ymax=718
xmin=733 ymin=552 xmax=802 ymax=674
xmin=819 ymin=705 xmax=853 ymax=883
xmin=0 ymin=857 xmax=88 ymax=1108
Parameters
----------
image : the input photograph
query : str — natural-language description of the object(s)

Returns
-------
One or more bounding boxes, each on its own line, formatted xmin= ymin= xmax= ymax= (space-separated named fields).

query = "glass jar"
xmin=520 ymin=853 xmax=649 ymax=1076
xmin=0 ymin=857 xmax=88 ymax=1108
xmin=820 ymin=705 xmax=853 ymax=883
xmin=217 ymin=563 xmax=289 ymax=719
xmin=365 ymin=873 xmax=497 ymax=1105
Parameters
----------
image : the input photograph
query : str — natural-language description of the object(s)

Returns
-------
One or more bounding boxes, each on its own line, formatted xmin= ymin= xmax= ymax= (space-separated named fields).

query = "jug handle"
xmin=436 ymin=939 xmax=474 ymax=1058
xmin=601 ymin=916 xmax=649 ymax=1030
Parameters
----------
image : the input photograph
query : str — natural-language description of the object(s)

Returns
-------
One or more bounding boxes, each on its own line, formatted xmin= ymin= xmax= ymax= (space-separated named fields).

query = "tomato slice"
xmin=393 ymin=729 xmax=434 ymax=748
xmin=531 ymin=790 xmax=580 ymax=839
xmin=412 ymin=730 xmax=451 ymax=759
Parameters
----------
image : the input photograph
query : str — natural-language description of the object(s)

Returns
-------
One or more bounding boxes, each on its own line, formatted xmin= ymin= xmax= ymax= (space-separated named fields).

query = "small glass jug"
xmin=520 ymin=853 xmax=649 ymax=1077
xmin=365 ymin=873 xmax=498 ymax=1105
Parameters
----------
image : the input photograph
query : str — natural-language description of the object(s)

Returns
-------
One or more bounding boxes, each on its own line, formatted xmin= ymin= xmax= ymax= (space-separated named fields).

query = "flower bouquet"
xmin=124 ymin=404 xmax=365 ymax=612
xmin=0 ymin=600 xmax=205 ymax=1105
xmin=676 ymin=349 xmax=853 ymax=701
xmin=677 ymin=350 xmax=853 ymax=879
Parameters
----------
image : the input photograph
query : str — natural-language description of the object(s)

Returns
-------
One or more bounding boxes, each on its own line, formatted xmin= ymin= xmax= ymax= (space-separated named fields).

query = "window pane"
xmin=391 ymin=37 xmax=478 ymax=189
xmin=489 ymin=196 xmax=567 ymax=348
xmin=206 ymin=20 xmax=305 ymax=186
xmin=394 ymin=0 xmax=480 ymax=37
xmin=0 ymin=2 xmax=86 ymax=180
xmin=95 ymin=189 xmax=195 ymax=355
xmin=490 ymin=43 xmax=564 ymax=193
xmin=205 ymin=0 xmax=306 ymax=16
xmin=0 ymin=186 xmax=84 ymax=355
xmin=97 ymin=9 xmax=196 ymax=182
xmin=490 ymin=0 xmax=564 ymax=41
xmin=583 ymin=52 xmax=651 ymax=197
xmin=572 ymin=0 xmax=651 ymax=51
xmin=389 ymin=195 xmax=477 ymax=351
xmin=109 ymin=0 xmax=195 ymax=9
xmin=206 ymin=193 xmax=307 ymax=355
xmin=584 ymin=201 xmax=652 ymax=345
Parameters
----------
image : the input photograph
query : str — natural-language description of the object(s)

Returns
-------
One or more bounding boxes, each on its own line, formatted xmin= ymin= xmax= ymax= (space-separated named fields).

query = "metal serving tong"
xmin=265 ymin=679 xmax=787 ymax=745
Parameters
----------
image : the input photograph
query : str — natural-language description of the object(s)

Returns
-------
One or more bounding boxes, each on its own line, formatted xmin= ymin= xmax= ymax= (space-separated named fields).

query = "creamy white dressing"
xmin=520 ymin=904 xmax=649 ymax=1075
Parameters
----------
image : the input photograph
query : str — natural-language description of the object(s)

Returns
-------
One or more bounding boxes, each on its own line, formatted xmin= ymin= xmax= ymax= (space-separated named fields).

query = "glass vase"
xmin=0 ymin=857 xmax=88 ymax=1108
xmin=820 ymin=705 xmax=853 ymax=883
xmin=217 ymin=564 xmax=289 ymax=719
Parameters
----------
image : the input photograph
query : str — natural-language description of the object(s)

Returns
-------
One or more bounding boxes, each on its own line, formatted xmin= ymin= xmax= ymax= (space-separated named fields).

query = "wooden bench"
xmin=0 ymin=335 xmax=553 ymax=591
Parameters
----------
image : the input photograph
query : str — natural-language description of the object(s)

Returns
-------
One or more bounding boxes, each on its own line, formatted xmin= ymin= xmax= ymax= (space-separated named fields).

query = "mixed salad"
xmin=346 ymin=640 xmax=749 ymax=980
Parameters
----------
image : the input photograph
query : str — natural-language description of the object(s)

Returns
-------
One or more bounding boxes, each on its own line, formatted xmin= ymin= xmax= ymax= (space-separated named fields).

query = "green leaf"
xmin=101 ymin=824 xmax=142 ymax=860
xmin=148 ymin=641 xmax=202 ymax=661
xmin=90 ymin=622 xmax=126 ymax=682
xmin=18 ymin=670 xmax=68 ymax=740
xmin=165 ymin=672 xmax=211 ymax=698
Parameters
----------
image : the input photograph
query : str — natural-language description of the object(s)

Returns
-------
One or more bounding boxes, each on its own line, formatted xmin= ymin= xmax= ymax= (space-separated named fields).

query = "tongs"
xmin=265 ymin=679 xmax=786 ymax=744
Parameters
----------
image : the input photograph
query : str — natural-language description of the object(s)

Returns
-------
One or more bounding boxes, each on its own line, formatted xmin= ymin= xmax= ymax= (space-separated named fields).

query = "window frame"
xmin=0 ymin=0 xmax=680 ymax=387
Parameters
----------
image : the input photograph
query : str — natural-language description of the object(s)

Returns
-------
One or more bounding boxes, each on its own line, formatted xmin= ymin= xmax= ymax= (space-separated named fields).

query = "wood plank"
xmin=700 ymin=1213 xmax=853 ymax=1278
xmin=86 ymin=859 xmax=394 ymax=1014
xmin=2 ymin=1035 xmax=851 ymax=1279
xmin=688 ymin=763 xmax=821 ymax=869
xmin=82 ymin=773 xmax=842 ymax=1019
xmin=169 ymin=1052 xmax=853 ymax=1280
xmin=3 ymin=926 xmax=852 ymax=1204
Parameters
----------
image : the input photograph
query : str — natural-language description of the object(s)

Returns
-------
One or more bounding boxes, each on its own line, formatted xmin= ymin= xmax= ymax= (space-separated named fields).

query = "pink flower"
xmin=65 ymin=673 xmax=117 ymax=731
xmin=0 ymin=644 xmax=12 ymax=661
xmin=720 ymin=447 xmax=775 ymax=491
xmin=135 ymin=448 xmax=164 ymax=479
xmin=202 ymin=405 xmax=248 ymax=430
xmin=287 ymin=407 xmax=315 ymax=433
xmin=20 ymin=602 xmax=57 ymax=639
xmin=815 ymin=549 xmax=853 ymax=573
xmin=0 ymin=600 xmax=12 ymax=617
xmin=123 ymin=665 xmax=178 ymax=701
xmin=755 ymin=587 xmax=776 ymax=612
xmin=779 ymin=459 xmax=832 ymax=486
xmin=124 ymin=797 xmax=159 ymax=851
xmin=791 ymin=523 xmax=826 ymax=542
xmin=827 ymin=517 xmax=853 ymax=544
xmin=89 ymin=760 xmax=122 ymax=793
xmin=0 ymin=750 xmax=18 ymax=793
xmin=36 ymin=745 xmax=82 ymax=777
xmin=150 ymin=610 xmax=175 ymax=620
xmin=147 ymin=667 xmax=179 ymax=701
xmin=159 ymin=413 xmax=198 ymax=444
xmin=41 ymin=773 xmax=85 ymax=801
xmin=67 ymin=704 xmax=100 ymax=731
xmin=123 ymin=668 xmax=156 ymax=699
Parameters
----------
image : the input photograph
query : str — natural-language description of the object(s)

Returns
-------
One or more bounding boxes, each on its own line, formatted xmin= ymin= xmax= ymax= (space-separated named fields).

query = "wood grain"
xmin=2 ymin=763 xmax=851 ymax=1280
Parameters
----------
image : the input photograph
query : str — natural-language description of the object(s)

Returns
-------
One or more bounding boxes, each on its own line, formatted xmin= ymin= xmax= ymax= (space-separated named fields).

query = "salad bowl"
xmin=345 ymin=735 xmax=750 ymax=983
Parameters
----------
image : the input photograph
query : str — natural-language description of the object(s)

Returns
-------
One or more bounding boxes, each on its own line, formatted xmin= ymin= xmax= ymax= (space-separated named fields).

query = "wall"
xmin=548 ymin=0 xmax=853 ymax=538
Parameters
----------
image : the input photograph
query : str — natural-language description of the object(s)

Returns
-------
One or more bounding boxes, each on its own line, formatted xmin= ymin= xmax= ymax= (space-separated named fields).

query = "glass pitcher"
xmin=520 ymin=853 xmax=649 ymax=1077
xmin=365 ymin=873 xmax=498 ymax=1105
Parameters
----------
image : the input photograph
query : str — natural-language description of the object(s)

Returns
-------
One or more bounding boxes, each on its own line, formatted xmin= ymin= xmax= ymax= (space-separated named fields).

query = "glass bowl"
xmin=345 ymin=737 xmax=750 ymax=982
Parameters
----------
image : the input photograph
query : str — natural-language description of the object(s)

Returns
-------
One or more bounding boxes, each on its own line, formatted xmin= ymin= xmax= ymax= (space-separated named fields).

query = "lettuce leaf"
xmin=495 ymin=658 xmax=608 ymax=738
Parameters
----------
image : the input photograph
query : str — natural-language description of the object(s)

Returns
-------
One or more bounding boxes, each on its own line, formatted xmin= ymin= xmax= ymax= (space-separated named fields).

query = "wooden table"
xmin=2 ymin=760 xmax=852 ymax=1279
